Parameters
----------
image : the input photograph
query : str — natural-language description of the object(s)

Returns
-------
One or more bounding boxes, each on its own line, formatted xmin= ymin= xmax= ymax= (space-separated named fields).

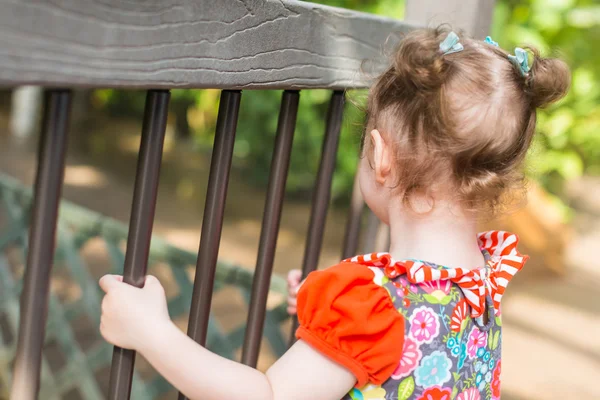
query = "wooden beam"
xmin=0 ymin=0 xmax=416 ymax=90
xmin=405 ymin=0 xmax=496 ymax=38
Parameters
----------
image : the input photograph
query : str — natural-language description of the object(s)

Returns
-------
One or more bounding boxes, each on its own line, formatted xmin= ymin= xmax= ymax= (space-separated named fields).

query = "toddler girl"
xmin=99 ymin=27 xmax=570 ymax=400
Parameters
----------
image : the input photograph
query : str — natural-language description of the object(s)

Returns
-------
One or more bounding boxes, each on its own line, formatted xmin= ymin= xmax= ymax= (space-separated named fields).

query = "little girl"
xmin=99 ymin=28 xmax=570 ymax=400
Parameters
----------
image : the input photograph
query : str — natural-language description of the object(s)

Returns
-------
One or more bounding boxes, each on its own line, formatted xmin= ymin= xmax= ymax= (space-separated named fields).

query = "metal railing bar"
xmin=11 ymin=89 xmax=72 ymax=400
xmin=341 ymin=171 xmax=364 ymax=259
xmin=107 ymin=89 xmax=170 ymax=400
xmin=178 ymin=89 xmax=241 ymax=400
xmin=241 ymin=90 xmax=299 ymax=367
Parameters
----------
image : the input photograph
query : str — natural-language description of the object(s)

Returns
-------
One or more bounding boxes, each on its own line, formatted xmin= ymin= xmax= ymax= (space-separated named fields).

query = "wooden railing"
xmin=0 ymin=0 xmax=412 ymax=90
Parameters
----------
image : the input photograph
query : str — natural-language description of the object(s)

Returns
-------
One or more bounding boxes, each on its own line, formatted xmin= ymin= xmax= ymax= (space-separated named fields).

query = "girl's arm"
xmin=99 ymin=275 xmax=355 ymax=400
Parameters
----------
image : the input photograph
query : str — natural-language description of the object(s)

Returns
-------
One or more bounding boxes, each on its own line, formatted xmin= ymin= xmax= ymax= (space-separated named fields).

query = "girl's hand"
xmin=286 ymin=269 xmax=303 ymax=315
xmin=99 ymin=274 xmax=171 ymax=352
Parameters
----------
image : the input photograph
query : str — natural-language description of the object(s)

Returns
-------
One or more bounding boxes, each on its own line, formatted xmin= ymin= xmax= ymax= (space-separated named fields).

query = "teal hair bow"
xmin=508 ymin=47 xmax=530 ymax=77
xmin=484 ymin=36 xmax=498 ymax=47
xmin=440 ymin=31 xmax=464 ymax=55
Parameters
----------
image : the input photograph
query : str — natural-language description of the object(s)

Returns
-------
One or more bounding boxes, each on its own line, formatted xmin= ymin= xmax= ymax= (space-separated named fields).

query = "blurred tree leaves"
xmin=92 ymin=0 xmax=598 ymax=202
xmin=491 ymin=0 xmax=600 ymax=195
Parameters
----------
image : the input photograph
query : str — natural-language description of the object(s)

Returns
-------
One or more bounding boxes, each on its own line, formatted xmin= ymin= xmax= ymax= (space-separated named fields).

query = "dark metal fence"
xmin=0 ymin=1 xmax=412 ymax=398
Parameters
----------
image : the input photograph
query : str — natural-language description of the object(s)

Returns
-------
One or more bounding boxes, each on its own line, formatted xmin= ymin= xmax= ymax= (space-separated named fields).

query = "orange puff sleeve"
xmin=295 ymin=262 xmax=405 ymax=388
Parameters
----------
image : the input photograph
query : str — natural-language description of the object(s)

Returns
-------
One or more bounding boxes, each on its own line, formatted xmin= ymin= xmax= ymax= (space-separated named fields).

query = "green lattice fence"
xmin=0 ymin=174 xmax=290 ymax=399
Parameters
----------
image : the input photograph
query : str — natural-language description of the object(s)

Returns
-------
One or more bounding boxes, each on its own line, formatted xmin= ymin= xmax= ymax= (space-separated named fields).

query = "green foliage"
xmin=491 ymin=0 xmax=600 ymax=193
xmin=171 ymin=88 xmax=364 ymax=200
xmin=315 ymin=0 xmax=405 ymax=17
xmin=93 ymin=0 xmax=599 ymax=201
xmin=230 ymin=90 xmax=365 ymax=199
xmin=93 ymin=89 xmax=146 ymax=117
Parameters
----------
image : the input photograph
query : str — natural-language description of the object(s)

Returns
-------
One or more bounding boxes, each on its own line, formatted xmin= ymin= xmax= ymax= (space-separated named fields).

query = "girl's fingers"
xmin=287 ymin=306 xmax=297 ymax=315
xmin=99 ymin=275 xmax=124 ymax=293
xmin=287 ymin=269 xmax=302 ymax=288
xmin=287 ymin=296 xmax=297 ymax=307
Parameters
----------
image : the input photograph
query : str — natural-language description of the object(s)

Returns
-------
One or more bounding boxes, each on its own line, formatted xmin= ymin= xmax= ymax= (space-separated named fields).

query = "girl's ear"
xmin=369 ymin=129 xmax=392 ymax=185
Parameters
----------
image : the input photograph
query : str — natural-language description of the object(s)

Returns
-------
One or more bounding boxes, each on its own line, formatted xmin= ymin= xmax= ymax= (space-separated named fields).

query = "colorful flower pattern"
xmin=457 ymin=387 xmax=481 ymax=400
xmin=467 ymin=327 xmax=488 ymax=359
xmin=392 ymin=337 xmax=423 ymax=379
xmin=421 ymin=280 xmax=453 ymax=305
xmin=491 ymin=361 xmax=501 ymax=399
xmin=340 ymin=233 xmax=522 ymax=400
xmin=349 ymin=384 xmax=387 ymax=400
xmin=417 ymin=386 xmax=452 ymax=400
xmin=415 ymin=351 xmax=452 ymax=388
xmin=409 ymin=306 xmax=440 ymax=344
xmin=450 ymin=299 xmax=468 ymax=333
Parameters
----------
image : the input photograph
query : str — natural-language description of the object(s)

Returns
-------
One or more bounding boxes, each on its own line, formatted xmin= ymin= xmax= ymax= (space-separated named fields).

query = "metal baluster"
xmin=11 ymin=89 xmax=72 ymax=400
xmin=108 ymin=90 xmax=170 ymax=400
xmin=241 ymin=91 xmax=299 ymax=367
xmin=289 ymin=90 xmax=345 ymax=346
xmin=341 ymin=171 xmax=364 ymax=259
xmin=178 ymin=90 xmax=241 ymax=400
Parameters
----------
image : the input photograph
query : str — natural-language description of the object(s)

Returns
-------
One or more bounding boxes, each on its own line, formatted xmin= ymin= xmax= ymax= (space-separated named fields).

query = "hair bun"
xmin=528 ymin=50 xmax=571 ymax=108
xmin=392 ymin=29 xmax=450 ymax=93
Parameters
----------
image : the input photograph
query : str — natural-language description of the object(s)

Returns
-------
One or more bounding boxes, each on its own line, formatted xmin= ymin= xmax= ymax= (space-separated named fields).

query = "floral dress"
xmin=295 ymin=231 xmax=528 ymax=400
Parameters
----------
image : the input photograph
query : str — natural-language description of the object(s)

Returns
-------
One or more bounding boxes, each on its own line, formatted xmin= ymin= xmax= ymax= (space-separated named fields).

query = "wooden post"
xmin=9 ymin=86 xmax=42 ymax=139
xmin=405 ymin=0 xmax=496 ymax=38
